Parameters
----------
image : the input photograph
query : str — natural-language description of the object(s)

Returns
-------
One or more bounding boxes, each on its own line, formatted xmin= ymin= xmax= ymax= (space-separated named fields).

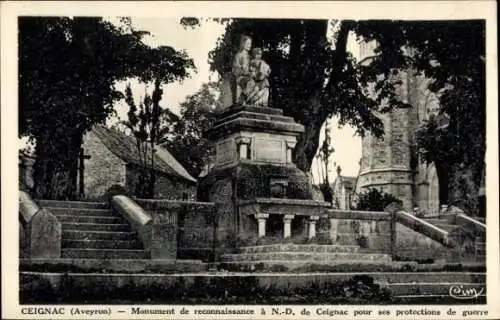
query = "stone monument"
xmin=199 ymin=35 xmax=322 ymax=245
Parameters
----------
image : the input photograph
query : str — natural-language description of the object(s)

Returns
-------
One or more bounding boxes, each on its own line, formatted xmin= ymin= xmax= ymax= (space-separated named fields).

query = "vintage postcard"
xmin=1 ymin=1 xmax=498 ymax=319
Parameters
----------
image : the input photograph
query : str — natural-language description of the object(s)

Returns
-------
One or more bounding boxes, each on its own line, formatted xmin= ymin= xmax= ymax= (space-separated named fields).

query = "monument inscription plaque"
xmin=253 ymin=138 xmax=284 ymax=163
xmin=216 ymin=140 xmax=236 ymax=164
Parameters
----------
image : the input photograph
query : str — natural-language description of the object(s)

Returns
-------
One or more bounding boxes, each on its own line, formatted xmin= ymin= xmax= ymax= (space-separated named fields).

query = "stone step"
xmin=63 ymin=230 xmax=138 ymax=241
xmin=20 ymin=271 xmax=486 ymax=304
xmin=62 ymin=222 xmax=131 ymax=232
xmin=20 ymin=258 xmax=206 ymax=273
xmin=392 ymin=294 xmax=486 ymax=304
xmin=217 ymin=260 xmax=486 ymax=273
xmin=38 ymin=200 xmax=109 ymax=209
xmin=239 ymin=244 xmax=360 ymax=254
xmin=384 ymin=282 xmax=486 ymax=296
xmin=57 ymin=214 xmax=123 ymax=224
xmin=47 ymin=207 xmax=119 ymax=217
xmin=335 ymin=233 xmax=391 ymax=246
xmin=62 ymin=239 xmax=143 ymax=250
xmin=221 ymin=252 xmax=392 ymax=262
xmin=61 ymin=248 xmax=149 ymax=259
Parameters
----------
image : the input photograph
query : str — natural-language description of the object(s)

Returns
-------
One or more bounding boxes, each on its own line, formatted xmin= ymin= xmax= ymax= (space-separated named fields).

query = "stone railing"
xmin=325 ymin=209 xmax=391 ymax=221
xmin=238 ymin=198 xmax=331 ymax=243
xmin=324 ymin=208 xmax=392 ymax=252
xmin=456 ymin=214 xmax=486 ymax=233
xmin=392 ymin=209 xmax=452 ymax=246
xmin=19 ymin=191 xmax=61 ymax=258
xmin=133 ymin=198 xmax=218 ymax=261
xmin=384 ymin=203 xmax=486 ymax=263
xmin=111 ymin=196 xmax=155 ymax=257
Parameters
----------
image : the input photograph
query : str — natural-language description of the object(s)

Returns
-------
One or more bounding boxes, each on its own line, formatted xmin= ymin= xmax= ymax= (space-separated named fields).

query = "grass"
xmin=20 ymin=274 xmax=393 ymax=304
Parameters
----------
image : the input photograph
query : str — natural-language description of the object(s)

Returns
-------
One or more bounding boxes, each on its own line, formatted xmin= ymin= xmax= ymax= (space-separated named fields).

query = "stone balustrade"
xmin=19 ymin=191 xmax=61 ymax=259
xmin=133 ymin=198 xmax=219 ymax=261
xmin=238 ymin=198 xmax=331 ymax=242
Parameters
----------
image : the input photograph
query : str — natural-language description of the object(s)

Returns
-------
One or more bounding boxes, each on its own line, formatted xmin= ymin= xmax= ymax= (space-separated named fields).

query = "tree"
xmin=398 ymin=21 xmax=485 ymax=214
xmin=316 ymin=123 xmax=335 ymax=203
xmin=19 ymin=17 xmax=195 ymax=199
xmin=185 ymin=18 xmax=484 ymax=214
xmin=354 ymin=189 xmax=402 ymax=212
xmin=121 ymin=80 xmax=179 ymax=198
xmin=165 ymin=82 xmax=220 ymax=178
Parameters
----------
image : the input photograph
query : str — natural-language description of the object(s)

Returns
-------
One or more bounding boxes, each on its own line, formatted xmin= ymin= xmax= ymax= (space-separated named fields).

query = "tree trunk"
xmin=293 ymin=96 xmax=326 ymax=172
xmin=292 ymin=21 xmax=352 ymax=173
xmin=434 ymin=162 xmax=449 ymax=206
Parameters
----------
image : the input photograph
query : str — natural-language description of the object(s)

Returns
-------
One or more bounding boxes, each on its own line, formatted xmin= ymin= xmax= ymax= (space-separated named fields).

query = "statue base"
xmin=198 ymin=105 xmax=313 ymax=241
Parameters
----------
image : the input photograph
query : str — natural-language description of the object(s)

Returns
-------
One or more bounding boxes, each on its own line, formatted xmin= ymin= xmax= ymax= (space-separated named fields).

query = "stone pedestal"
xmin=198 ymin=106 xmax=313 ymax=240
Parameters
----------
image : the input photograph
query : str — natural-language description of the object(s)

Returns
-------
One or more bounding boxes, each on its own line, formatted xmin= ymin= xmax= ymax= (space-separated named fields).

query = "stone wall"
xmin=83 ymin=130 xmax=127 ymax=199
xmin=323 ymin=208 xmax=455 ymax=261
xmin=328 ymin=218 xmax=392 ymax=253
xmin=135 ymin=199 xmax=229 ymax=262
xmin=393 ymin=223 xmax=449 ymax=261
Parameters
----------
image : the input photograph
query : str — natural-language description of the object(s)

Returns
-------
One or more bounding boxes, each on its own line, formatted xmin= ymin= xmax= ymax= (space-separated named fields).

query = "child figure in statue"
xmin=247 ymin=47 xmax=271 ymax=107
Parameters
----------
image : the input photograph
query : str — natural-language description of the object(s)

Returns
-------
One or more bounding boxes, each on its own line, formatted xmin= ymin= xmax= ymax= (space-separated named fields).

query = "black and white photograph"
xmin=2 ymin=1 xmax=498 ymax=318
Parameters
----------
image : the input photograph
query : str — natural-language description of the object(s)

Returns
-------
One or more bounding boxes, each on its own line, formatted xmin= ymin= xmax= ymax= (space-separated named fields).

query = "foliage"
xmin=187 ymin=18 xmax=485 ymax=214
xmin=357 ymin=20 xmax=485 ymax=214
xmin=165 ymin=82 xmax=220 ymax=178
xmin=354 ymin=188 xmax=402 ymax=211
xmin=121 ymin=80 xmax=175 ymax=198
xmin=19 ymin=17 xmax=195 ymax=199
xmin=318 ymin=183 xmax=334 ymax=204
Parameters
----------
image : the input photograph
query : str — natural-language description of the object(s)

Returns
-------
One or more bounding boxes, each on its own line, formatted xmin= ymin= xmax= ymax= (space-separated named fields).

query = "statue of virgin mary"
xmin=221 ymin=35 xmax=253 ymax=108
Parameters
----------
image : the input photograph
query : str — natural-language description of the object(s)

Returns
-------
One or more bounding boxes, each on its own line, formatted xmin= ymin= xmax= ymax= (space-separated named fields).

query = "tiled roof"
xmin=92 ymin=125 xmax=196 ymax=184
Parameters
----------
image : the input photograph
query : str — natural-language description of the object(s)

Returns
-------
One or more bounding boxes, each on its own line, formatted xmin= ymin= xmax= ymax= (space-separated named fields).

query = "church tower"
xmin=357 ymin=41 xmax=419 ymax=211
xmin=356 ymin=40 xmax=443 ymax=212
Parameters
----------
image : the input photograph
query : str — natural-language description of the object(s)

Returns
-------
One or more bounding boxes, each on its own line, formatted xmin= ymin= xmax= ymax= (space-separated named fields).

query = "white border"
xmin=2 ymin=1 xmax=498 ymax=319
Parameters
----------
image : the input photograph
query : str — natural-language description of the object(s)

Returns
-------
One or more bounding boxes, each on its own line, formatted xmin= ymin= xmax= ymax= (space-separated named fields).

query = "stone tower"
xmin=356 ymin=41 xmax=441 ymax=212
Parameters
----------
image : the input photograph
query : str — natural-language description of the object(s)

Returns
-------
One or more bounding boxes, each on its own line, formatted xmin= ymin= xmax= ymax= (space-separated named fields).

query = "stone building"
xmin=80 ymin=125 xmax=197 ymax=199
xmin=332 ymin=167 xmax=357 ymax=210
xmin=353 ymin=40 xmax=444 ymax=212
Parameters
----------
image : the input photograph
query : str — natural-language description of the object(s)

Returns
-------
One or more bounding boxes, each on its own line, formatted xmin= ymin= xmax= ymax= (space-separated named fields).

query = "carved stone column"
xmin=255 ymin=213 xmax=269 ymax=238
xmin=235 ymin=136 xmax=252 ymax=160
xmin=308 ymin=216 xmax=320 ymax=240
xmin=286 ymin=140 xmax=296 ymax=163
xmin=283 ymin=214 xmax=294 ymax=239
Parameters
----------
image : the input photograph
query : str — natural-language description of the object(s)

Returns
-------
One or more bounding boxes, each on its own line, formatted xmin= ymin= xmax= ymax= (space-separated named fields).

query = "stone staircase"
xmin=422 ymin=214 xmax=486 ymax=260
xmin=219 ymin=244 xmax=393 ymax=272
xmin=38 ymin=200 xmax=149 ymax=259
xmin=20 ymin=200 xmax=487 ymax=304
